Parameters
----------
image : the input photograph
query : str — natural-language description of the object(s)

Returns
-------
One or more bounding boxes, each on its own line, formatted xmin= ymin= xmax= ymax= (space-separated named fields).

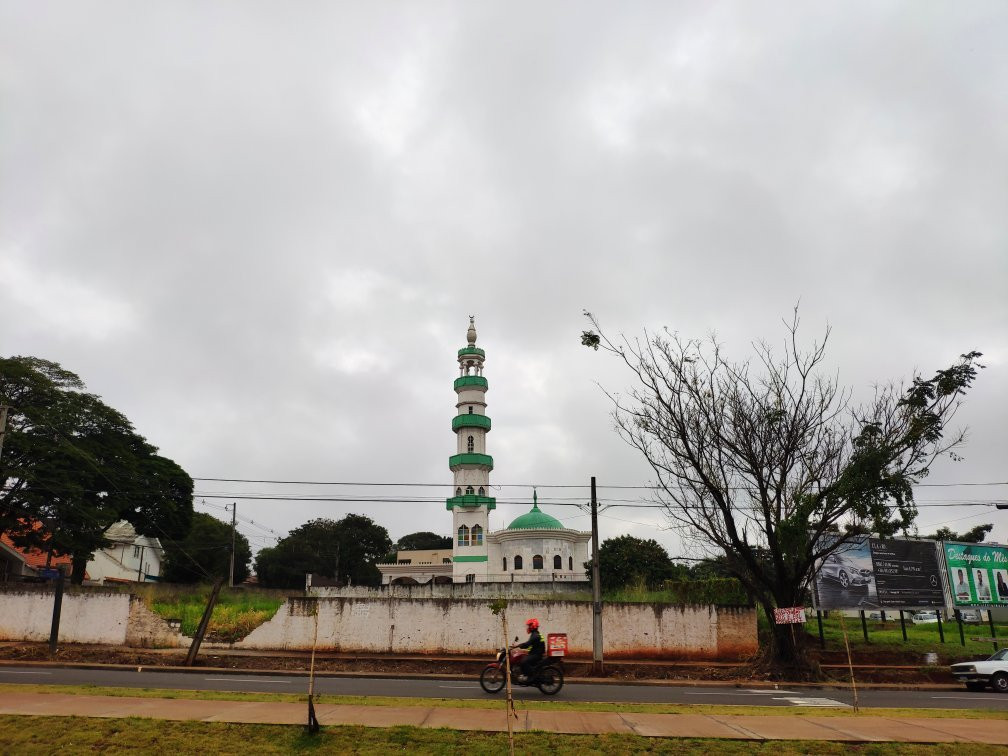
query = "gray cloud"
xmin=2 ymin=1 xmax=1005 ymax=556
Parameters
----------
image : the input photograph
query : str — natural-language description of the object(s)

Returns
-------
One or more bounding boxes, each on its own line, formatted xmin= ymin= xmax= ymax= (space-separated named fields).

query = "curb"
xmin=0 ymin=659 xmax=962 ymax=691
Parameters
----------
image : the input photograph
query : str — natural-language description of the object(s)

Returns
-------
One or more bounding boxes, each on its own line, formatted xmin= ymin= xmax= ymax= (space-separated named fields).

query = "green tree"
xmin=584 ymin=535 xmax=687 ymax=590
xmin=923 ymin=524 xmax=993 ymax=544
xmin=162 ymin=512 xmax=252 ymax=584
xmin=0 ymin=356 xmax=193 ymax=582
xmin=583 ymin=310 xmax=982 ymax=670
xmin=396 ymin=531 xmax=452 ymax=550
xmin=255 ymin=514 xmax=392 ymax=589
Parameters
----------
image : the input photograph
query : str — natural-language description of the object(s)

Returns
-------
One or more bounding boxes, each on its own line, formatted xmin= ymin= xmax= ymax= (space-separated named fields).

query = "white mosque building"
xmin=377 ymin=318 xmax=591 ymax=586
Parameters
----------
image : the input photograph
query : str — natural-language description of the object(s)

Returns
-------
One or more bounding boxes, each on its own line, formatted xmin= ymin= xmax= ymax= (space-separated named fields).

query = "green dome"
xmin=506 ymin=502 xmax=563 ymax=531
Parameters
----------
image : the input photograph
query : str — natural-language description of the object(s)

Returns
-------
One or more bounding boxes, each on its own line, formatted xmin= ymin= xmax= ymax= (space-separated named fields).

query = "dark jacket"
xmin=519 ymin=629 xmax=545 ymax=656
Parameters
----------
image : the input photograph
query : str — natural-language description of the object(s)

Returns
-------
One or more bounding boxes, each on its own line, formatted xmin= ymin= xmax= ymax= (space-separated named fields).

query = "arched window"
xmin=503 ymin=557 xmax=507 ymax=571
xmin=467 ymin=435 xmax=474 ymax=453
xmin=468 ymin=406 xmax=473 ymax=414
xmin=471 ymin=525 xmax=483 ymax=545
xmin=553 ymin=555 xmax=562 ymax=570
xmin=456 ymin=487 xmax=462 ymax=497
xmin=457 ymin=525 xmax=469 ymax=546
xmin=514 ymin=555 xmax=523 ymax=570
xmin=569 ymin=556 xmax=573 ymax=571
xmin=478 ymin=487 xmax=485 ymax=496
xmin=533 ymin=554 xmax=544 ymax=570
xmin=466 ymin=485 xmax=474 ymax=495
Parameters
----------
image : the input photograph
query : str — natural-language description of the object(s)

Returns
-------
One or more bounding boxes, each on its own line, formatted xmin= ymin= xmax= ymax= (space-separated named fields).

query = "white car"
xmin=951 ymin=649 xmax=1008 ymax=692
xmin=911 ymin=610 xmax=939 ymax=624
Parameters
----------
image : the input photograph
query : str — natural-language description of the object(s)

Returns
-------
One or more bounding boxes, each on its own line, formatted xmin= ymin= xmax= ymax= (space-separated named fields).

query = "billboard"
xmin=812 ymin=536 xmax=945 ymax=611
xmin=943 ymin=542 xmax=1008 ymax=608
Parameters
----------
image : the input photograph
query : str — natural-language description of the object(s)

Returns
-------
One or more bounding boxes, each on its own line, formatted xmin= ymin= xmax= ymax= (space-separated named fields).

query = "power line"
xmin=192 ymin=476 xmax=1008 ymax=489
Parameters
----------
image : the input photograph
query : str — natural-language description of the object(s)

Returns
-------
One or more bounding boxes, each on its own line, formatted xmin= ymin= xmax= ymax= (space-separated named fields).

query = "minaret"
xmin=447 ymin=316 xmax=494 ymax=582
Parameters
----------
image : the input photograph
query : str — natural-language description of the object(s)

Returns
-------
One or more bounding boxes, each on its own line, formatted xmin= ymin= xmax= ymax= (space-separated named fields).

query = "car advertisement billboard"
xmin=943 ymin=542 xmax=1008 ymax=608
xmin=812 ymin=536 xmax=945 ymax=611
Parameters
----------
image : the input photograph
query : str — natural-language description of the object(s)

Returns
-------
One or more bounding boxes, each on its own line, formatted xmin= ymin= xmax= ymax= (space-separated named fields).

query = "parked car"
xmin=957 ymin=609 xmax=983 ymax=624
xmin=819 ymin=552 xmax=873 ymax=590
xmin=912 ymin=610 xmax=939 ymax=624
xmin=951 ymin=649 xmax=1008 ymax=692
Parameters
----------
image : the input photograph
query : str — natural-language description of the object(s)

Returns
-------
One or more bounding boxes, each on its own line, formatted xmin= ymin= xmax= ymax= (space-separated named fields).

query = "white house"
xmin=85 ymin=521 xmax=164 ymax=584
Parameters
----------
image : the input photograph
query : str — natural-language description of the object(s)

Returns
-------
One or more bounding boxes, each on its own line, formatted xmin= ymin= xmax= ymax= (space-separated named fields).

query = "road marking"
xmin=739 ymin=689 xmax=798 ymax=694
xmin=774 ymin=697 xmax=849 ymax=707
xmin=0 ymin=671 xmax=52 ymax=675
xmin=204 ymin=678 xmax=292 ymax=684
xmin=683 ymin=691 xmax=794 ymax=697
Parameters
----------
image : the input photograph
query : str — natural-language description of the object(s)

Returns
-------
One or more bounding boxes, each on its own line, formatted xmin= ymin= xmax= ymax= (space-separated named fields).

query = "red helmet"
xmin=526 ymin=618 xmax=539 ymax=631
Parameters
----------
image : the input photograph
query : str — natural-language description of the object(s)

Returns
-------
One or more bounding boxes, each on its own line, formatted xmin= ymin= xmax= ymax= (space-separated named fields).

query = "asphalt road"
xmin=2 ymin=665 xmax=1008 ymax=710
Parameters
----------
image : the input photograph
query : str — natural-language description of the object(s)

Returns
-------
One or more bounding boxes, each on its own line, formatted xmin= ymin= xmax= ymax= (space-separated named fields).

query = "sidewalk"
xmin=1 ymin=692 xmax=1007 ymax=743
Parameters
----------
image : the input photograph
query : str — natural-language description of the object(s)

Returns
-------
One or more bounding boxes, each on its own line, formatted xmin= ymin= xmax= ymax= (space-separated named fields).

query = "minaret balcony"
xmin=452 ymin=414 xmax=491 ymax=431
xmin=454 ymin=375 xmax=488 ymax=391
xmin=446 ymin=494 xmax=496 ymax=510
xmin=448 ymin=453 xmax=494 ymax=470
xmin=457 ymin=346 xmax=486 ymax=358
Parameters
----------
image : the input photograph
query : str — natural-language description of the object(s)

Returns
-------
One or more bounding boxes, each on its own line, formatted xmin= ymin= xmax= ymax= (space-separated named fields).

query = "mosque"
xmin=377 ymin=318 xmax=591 ymax=586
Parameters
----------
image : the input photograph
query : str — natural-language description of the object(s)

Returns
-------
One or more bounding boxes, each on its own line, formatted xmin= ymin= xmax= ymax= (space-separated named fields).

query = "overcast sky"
xmin=2 ymin=2 xmax=1006 ymax=562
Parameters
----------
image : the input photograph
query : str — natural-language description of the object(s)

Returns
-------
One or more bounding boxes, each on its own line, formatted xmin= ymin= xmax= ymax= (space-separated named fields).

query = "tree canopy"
xmin=0 ymin=356 xmax=193 ymax=581
xmin=394 ymin=531 xmax=453 ymax=551
xmin=585 ymin=535 xmax=688 ymax=590
xmin=923 ymin=523 xmax=993 ymax=544
xmin=583 ymin=310 xmax=982 ymax=669
xmin=162 ymin=511 xmax=251 ymax=584
xmin=255 ymin=514 xmax=393 ymax=589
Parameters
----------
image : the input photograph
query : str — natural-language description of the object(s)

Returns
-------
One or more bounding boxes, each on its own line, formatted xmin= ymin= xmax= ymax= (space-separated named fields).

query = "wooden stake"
xmin=306 ymin=601 xmax=320 ymax=734
xmin=501 ymin=607 xmax=515 ymax=756
xmin=838 ymin=613 xmax=859 ymax=713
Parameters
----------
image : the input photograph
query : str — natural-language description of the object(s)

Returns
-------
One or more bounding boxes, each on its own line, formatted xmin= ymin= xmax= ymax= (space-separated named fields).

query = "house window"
xmin=514 ymin=555 xmax=523 ymax=570
xmin=457 ymin=525 xmax=469 ymax=546
xmin=467 ymin=435 xmax=474 ymax=453
xmin=478 ymin=487 xmax=485 ymax=496
xmin=398 ymin=559 xmax=412 ymax=565
xmin=133 ymin=546 xmax=141 ymax=559
xmin=569 ymin=556 xmax=573 ymax=571
xmin=554 ymin=555 xmax=562 ymax=570
xmin=533 ymin=555 xmax=543 ymax=570
xmin=468 ymin=406 xmax=473 ymax=414
xmin=456 ymin=487 xmax=462 ymax=496
xmin=465 ymin=573 xmax=476 ymax=583
xmin=503 ymin=557 xmax=507 ymax=571
xmin=471 ymin=525 xmax=483 ymax=546
xmin=443 ymin=558 xmax=452 ymax=564
xmin=466 ymin=485 xmax=474 ymax=495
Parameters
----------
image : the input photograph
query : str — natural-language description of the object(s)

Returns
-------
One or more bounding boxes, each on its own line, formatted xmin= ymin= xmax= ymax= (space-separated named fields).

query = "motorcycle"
xmin=479 ymin=644 xmax=564 ymax=695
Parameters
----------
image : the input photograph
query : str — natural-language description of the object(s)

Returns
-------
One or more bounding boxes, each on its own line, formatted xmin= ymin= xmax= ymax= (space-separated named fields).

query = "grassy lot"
xmin=803 ymin=613 xmax=1007 ymax=663
xmin=4 ymin=683 xmax=1008 ymax=720
xmin=0 ymin=716 xmax=1005 ymax=755
xmin=128 ymin=584 xmax=287 ymax=642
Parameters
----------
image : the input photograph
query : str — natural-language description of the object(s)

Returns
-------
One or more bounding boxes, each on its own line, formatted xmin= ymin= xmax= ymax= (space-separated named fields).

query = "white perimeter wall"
xmin=239 ymin=597 xmax=756 ymax=660
xmin=0 ymin=589 xmax=131 ymax=644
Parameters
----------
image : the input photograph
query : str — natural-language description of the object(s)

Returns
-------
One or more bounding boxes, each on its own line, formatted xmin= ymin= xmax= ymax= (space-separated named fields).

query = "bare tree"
xmin=582 ymin=310 xmax=982 ymax=670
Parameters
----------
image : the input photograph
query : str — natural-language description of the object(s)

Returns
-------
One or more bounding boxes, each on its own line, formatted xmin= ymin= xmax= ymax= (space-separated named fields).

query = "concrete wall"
xmin=310 ymin=582 xmax=590 ymax=599
xmin=0 ymin=586 xmax=186 ymax=647
xmin=238 ymin=597 xmax=757 ymax=660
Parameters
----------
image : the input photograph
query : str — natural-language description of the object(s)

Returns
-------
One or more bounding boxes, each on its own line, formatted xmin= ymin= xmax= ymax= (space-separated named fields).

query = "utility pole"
xmin=229 ymin=502 xmax=237 ymax=589
xmin=135 ymin=544 xmax=145 ymax=583
xmin=0 ymin=405 xmax=9 ymax=460
xmin=590 ymin=476 xmax=603 ymax=674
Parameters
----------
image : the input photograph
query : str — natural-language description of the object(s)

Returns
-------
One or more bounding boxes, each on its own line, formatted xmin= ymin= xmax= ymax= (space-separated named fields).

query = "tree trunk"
xmin=70 ymin=553 xmax=88 ymax=584
xmin=757 ymin=597 xmax=818 ymax=678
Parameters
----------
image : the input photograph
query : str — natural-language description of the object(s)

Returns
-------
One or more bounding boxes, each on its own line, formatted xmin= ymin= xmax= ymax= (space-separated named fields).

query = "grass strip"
xmin=2 ymin=683 xmax=1006 ymax=720
xmin=2 ymin=715 xmax=1007 ymax=755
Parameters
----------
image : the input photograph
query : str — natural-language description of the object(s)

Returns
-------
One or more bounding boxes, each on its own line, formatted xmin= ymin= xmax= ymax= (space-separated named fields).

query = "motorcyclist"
xmin=515 ymin=618 xmax=545 ymax=682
